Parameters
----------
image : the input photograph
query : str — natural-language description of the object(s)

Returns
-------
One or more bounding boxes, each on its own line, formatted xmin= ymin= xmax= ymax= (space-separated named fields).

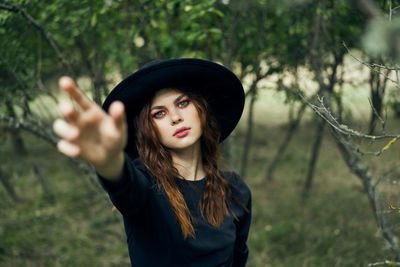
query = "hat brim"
xmin=102 ymin=58 xmax=245 ymax=158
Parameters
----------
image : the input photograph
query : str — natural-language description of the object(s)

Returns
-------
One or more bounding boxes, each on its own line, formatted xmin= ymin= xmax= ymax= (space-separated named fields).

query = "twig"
xmin=384 ymin=179 xmax=400 ymax=186
xmin=298 ymin=92 xmax=399 ymax=140
xmin=374 ymin=165 xmax=400 ymax=186
xmin=295 ymin=91 xmax=400 ymax=156
xmin=0 ymin=111 xmax=102 ymax=189
xmin=0 ymin=112 xmax=57 ymax=146
xmin=368 ymin=260 xmax=400 ymax=266
xmin=368 ymin=97 xmax=386 ymax=129
xmin=334 ymin=130 xmax=400 ymax=259
xmin=342 ymin=42 xmax=399 ymax=88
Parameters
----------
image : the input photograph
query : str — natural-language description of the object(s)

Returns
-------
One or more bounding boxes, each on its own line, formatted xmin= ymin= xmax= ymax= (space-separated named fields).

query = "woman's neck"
xmin=169 ymin=141 xmax=206 ymax=181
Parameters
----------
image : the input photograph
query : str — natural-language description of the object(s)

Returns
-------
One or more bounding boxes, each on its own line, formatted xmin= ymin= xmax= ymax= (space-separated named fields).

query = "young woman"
xmin=53 ymin=58 xmax=251 ymax=266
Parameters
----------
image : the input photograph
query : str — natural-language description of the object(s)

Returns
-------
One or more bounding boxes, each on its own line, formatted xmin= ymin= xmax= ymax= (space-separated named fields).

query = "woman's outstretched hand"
xmin=53 ymin=77 xmax=127 ymax=180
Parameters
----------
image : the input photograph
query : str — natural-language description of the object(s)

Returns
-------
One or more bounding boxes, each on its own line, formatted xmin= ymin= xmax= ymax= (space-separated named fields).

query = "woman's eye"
xmin=178 ymin=100 xmax=189 ymax=108
xmin=153 ymin=110 xmax=166 ymax=118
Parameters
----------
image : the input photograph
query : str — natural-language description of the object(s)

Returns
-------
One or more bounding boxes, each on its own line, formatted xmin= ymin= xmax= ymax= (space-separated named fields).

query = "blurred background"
xmin=1 ymin=0 xmax=400 ymax=266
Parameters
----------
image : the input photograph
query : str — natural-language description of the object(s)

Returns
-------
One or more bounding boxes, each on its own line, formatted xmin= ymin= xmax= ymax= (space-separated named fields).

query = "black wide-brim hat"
xmin=102 ymin=58 xmax=245 ymax=158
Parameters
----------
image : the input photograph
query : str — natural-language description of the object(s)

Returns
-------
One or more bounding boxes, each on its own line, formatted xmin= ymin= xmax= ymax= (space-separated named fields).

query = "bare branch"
xmin=375 ymin=165 xmax=400 ymax=186
xmin=298 ymin=92 xmax=399 ymax=140
xmin=244 ymin=66 xmax=269 ymax=98
xmin=385 ymin=179 xmax=400 ymax=185
xmin=293 ymin=90 xmax=400 ymax=157
xmin=368 ymin=260 xmax=400 ymax=266
xmin=343 ymin=42 xmax=399 ymax=88
xmin=368 ymin=97 xmax=386 ymax=129
xmin=0 ymin=2 xmax=17 ymax=12
xmin=0 ymin=111 xmax=101 ymax=188
xmin=0 ymin=53 xmax=28 ymax=90
xmin=334 ymin=130 xmax=400 ymax=259
xmin=0 ymin=112 xmax=57 ymax=145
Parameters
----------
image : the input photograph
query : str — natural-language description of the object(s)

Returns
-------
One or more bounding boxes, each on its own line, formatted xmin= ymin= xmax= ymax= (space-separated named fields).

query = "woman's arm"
xmin=53 ymin=77 xmax=127 ymax=180
xmin=53 ymin=77 xmax=151 ymax=218
xmin=229 ymin=172 xmax=252 ymax=267
xmin=233 ymin=195 xmax=251 ymax=267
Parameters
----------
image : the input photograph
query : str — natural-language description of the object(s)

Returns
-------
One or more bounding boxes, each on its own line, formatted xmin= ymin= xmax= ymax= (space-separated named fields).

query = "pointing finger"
xmin=109 ymin=101 xmax=126 ymax=129
xmin=59 ymin=76 xmax=92 ymax=110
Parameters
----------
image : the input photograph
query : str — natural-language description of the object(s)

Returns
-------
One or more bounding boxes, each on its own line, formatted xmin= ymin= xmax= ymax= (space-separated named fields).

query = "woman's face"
xmin=150 ymin=88 xmax=202 ymax=151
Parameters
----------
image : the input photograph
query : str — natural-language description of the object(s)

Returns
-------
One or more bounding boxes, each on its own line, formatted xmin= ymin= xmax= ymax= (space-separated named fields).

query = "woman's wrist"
xmin=95 ymin=151 xmax=125 ymax=180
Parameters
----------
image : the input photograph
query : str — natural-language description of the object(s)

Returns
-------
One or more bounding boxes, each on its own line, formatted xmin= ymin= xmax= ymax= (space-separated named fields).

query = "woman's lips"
xmin=174 ymin=127 xmax=190 ymax=138
xmin=175 ymin=129 xmax=190 ymax=138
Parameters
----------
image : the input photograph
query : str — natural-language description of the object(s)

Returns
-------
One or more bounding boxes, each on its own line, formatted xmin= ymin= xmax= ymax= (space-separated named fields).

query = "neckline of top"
xmin=175 ymin=176 xmax=207 ymax=183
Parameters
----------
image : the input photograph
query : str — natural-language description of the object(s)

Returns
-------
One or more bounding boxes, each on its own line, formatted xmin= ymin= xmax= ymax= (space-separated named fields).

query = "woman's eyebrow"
xmin=174 ymin=94 xmax=186 ymax=104
xmin=151 ymin=105 xmax=164 ymax=111
xmin=150 ymin=94 xmax=186 ymax=111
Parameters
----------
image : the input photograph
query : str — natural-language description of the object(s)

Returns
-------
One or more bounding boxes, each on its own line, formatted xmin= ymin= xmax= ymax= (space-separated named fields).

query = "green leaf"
xmin=91 ymin=14 xmax=97 ymax=27
xmin=187 ymin=32 xmax=199 ymax=42
xmin=198 ymin=33 xmax=207 ymax=41
xmin=209 ymin=8 xmax=224 ymax=18
xmin=208 ymin=28 xmax=221 ymax=36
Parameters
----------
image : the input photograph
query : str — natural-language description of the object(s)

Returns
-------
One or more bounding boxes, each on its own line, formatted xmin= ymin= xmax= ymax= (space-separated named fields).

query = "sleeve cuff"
xmin=96 ymin=152 xmax=131 ymax=194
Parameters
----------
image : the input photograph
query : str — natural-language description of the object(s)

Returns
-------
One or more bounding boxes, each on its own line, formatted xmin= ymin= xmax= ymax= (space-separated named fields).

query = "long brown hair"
xmin=134 ymin=88 xmax=247 ymax=239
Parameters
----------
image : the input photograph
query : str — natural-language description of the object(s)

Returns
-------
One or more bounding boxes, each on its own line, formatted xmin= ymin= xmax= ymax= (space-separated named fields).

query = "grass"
xmin=0 ymin=135 xmax=130 ymax=267
xmin=2 ymin=86 xmax=400 ymax=266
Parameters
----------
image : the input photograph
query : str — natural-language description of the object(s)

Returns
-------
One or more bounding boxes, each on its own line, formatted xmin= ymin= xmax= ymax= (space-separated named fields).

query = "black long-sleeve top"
xmin=98 ymin=153 xmax=252 ymax=267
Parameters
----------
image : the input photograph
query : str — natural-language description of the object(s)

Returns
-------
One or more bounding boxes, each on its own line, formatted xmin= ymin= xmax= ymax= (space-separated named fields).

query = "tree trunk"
xmin=334 ymin=132 xmax=400 ymax=260
xmin=240 ymin=85 xmax=257 ymax=178
xmin=92 ymin=75 xmax=105 ymax=106
xmin=5 ymin=100 xmax=26 ymax=155
xmin=368 ymin=67 xmax=389 ymax=135
xmin=0 ymin=168 xmax=20 ymax=202
xmin=220 ymin=138 xmax=233 ymax=168
xmin=218 ymin=0 xmax=243 ymax=168
xmin=368 ymin=90 xmax=383 ymax=135
xmin=33 ymin=165 xmax=55 ymax=202
xmin=266 ymin=103 xmax=307 ymax=181
xmin=301 ymin=119 xmax=325 ymax=200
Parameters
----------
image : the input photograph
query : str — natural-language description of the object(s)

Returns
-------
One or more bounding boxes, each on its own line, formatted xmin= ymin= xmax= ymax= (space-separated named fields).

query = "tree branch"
xmin=0 ymin=111 xmax=100 ymax=187
xmin=368 ymin=260 xmax=400 ymax=266
xmin=298 ymin=92 xmax=399 ymax=141
xmin=0 ymin=2 xmax=75 ymax=77
xmin=295 ymin=86 xmax=400 ymax=259
xmin=343 ymin=42 xmax=400 ymax=88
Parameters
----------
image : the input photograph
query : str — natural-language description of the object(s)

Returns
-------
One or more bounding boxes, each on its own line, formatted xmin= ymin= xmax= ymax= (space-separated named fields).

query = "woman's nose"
xmin=170 ymin=110 xmax=183 ymax=125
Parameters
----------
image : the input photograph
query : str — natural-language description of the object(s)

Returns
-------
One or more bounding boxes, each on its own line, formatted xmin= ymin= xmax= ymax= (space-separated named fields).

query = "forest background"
xmin=1 ymin=0 xmax=400 ymax=266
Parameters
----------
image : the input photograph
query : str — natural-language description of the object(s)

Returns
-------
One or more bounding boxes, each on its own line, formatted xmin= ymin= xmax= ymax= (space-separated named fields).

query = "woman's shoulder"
xmin=130 ymin=157 xmax=148 ymax=172
xmin=222 ymin=171 xmax=251 ymax=200
xmin=126 ymin=155 xmax=157 ymax=183
xmin=222 ymin=171 xmax=247 ymax=187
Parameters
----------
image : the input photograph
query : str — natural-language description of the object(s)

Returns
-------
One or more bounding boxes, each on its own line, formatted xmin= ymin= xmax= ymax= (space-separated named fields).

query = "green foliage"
xmin=0 ymin=0 xmax=368 ymax=101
